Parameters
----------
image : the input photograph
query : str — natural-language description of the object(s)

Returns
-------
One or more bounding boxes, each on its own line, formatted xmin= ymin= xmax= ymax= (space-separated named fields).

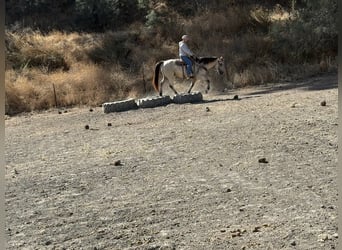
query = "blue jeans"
xmin=181 ymin=56 xmax=193 ymax=76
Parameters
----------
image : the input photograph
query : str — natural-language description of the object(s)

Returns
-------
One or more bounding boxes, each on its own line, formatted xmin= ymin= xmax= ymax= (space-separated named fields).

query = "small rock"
xmin=291 ymin=103 xmax=297 ymax=108
xmin=58 ymin=111 xmax=62 ymax=114
xmin=225 ymin=188 xmax=232 ymax=193
xmin=114 ymin=160 xmax=122 ymax=166
xmin=64 ymin=110 xmax=68 ymax=113
xmin=231 ymin=232 xmax=241 ymax=237
xmin=290 ymin=241 xmax=296 ymax=246
xmin=233 ymin=95 xmax=239 ymax=100
xmin=45 ymin=240 xmax=52 ymax=246
xmin=258 ymin=158 xmax=268 ymax=164
xmin=252 ymin=226 xmax=261 ymax=232
xmin=107 ymin=123 xmax=112 ymax=127
xmin=332 ymin=233 xmax=338 ymax=238
xmin=205 ymin=107 xmax=210 ymax=112
xmin=14 ymin=169 xmax=19 ymax=175
xmin=320 ymin=100 xmax=326 ymax=106
xmin=89 ymin=108 xmax=94 ymax=112
xmin=147 ymin=245 xmax=162 ymax=250
xmin=113 ymin=234 xmax=123 ymax=240
xmin=85 ymin=125 xmax=90 ymax=130
xmin=318 ymin=233 xmax=330 ymax=241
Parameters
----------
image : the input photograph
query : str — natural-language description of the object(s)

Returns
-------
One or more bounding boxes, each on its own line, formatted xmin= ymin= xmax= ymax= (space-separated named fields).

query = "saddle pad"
xmin=175 ymin=60 xmax=186 ymax=66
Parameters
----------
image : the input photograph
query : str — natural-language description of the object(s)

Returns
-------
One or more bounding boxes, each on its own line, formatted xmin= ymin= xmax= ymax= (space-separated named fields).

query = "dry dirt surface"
xmin=5 ymin=73 xmax=338 ymax=250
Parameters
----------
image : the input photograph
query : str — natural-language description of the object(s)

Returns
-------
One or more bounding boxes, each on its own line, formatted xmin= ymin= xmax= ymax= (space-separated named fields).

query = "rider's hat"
xmin=181 ymin=35 xmax=189 ymax=40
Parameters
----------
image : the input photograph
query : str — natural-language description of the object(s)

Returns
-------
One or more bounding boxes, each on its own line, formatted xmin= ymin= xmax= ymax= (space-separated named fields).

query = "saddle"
xmin=175 ymin=59 xmax=187 ymax=66
xmin=175 ymin=58 xmax=197 ymax=79
xmin=175 ymin=56 xmax=198 ymax=66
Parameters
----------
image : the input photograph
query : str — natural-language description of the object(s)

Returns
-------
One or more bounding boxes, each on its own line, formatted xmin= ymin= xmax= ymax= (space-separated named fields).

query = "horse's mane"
xmin=197 ymin=57 xmax=217 ymax=64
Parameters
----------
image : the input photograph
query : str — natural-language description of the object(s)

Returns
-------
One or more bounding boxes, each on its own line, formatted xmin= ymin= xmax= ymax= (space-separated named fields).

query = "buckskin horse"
xmin=152 ymin=56 xmax=225 ymax=96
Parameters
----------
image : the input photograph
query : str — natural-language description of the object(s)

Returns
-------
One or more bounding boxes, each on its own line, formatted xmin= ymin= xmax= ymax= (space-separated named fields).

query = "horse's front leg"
xmin=187 ymin=80 xmax=195 ymax=93
xmin=205 ymin=80 xmax=210 ymax=94
xmin=169 ymin=84 xmax=178 ymax=95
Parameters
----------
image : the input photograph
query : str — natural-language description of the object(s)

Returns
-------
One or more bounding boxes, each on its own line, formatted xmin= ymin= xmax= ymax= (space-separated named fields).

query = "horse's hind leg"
xmin=166 ymin=74 xmax=178 ymax=95
xmin=159 ymin=74 xmax=165 ymax=96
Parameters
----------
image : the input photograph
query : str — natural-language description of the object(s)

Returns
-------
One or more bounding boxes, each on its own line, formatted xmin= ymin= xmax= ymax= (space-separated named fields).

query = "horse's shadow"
xmin=202 ymin=95 xmax=261 ymax=103
xmin=194 ymin=72 xmax=337 ymax=104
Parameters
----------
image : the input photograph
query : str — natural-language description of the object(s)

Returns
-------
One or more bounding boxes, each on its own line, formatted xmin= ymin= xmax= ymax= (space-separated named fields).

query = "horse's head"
xmin=215 ymin=56 xmax=225 ymax=75
xmin=196 ymin=56 xmax=224 ymax=75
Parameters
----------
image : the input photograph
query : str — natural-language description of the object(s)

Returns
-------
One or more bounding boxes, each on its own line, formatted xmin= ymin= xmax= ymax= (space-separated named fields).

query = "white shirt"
xmin=179 ymin=41 xmax=194 ymax=57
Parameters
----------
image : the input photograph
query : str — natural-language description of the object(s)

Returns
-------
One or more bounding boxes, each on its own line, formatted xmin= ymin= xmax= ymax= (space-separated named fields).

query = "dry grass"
xmin=5 ymin=30 xmax=154 ymax=115
xmin=5 ymin=63 xmax=147 ymax=115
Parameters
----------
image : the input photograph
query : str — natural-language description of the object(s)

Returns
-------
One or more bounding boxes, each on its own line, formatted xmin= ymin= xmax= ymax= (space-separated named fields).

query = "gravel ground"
xmin=5 ymin=73 xmax=338 ymax=250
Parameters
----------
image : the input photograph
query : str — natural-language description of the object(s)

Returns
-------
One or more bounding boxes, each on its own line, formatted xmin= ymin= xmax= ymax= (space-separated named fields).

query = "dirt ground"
xmin=5 ymin=73 xmax=338 ymax=250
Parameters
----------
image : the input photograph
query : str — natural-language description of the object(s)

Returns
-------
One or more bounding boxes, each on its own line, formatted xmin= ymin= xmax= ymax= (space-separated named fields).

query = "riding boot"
xmin=186 ymin=73 xmax=194 ymax=80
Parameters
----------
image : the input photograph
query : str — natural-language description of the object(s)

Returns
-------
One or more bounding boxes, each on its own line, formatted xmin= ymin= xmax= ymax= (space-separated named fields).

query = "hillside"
xmin=5 ymin=0 xmax=338 ymax=115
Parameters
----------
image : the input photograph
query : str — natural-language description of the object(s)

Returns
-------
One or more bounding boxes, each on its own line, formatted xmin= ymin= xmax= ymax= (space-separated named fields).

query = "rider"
xmin=179 ymin=35 xmax=196 ymax=79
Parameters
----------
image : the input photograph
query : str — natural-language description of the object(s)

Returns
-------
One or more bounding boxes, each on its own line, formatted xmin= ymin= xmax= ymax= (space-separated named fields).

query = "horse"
xmin=196 ymin=56 xmax=225 ymax=75
xmin=152 ymin=56 xmax=225 ymax=96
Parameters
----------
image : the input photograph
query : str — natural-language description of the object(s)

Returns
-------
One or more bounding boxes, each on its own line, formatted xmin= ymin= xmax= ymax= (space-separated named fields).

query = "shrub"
xmin=6 ymin=31 xmax=69 ymax=72
xmin=270 ymin=0 xmax=337 ymax=64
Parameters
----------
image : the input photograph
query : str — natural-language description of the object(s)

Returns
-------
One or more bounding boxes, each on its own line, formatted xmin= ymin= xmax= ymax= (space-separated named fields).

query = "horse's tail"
xmin=152 ymin=61 xmax=163 ymax=92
